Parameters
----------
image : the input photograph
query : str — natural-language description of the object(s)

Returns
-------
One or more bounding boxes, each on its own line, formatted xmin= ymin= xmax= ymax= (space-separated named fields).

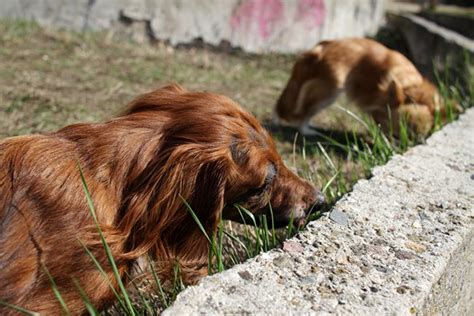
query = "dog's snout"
xmin=315 ymin=191 xmax=325 ymax=206
xmin=306 ymin=187 xmax=325 ymax=208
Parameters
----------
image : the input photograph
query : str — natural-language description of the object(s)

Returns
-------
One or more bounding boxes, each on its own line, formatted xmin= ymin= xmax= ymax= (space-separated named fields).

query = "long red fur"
xmin=0 ymin=84 xmax=320 ymax=314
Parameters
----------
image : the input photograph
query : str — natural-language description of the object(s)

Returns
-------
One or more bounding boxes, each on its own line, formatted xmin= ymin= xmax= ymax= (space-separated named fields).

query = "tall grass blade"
xmin=72 ymin=279 xmax=99 ymax=316
xmin=41 ymin=264 xmax=71 ymax=315
xmin=0 ymin=301 xmax=39 ymax=316
xmin=180 ymin=196 xmax=211 ymax=244
xmin=78 ymin=165 xmax=136 ymax=315
xmin=148 ymin=256 xmax=169 ymax=308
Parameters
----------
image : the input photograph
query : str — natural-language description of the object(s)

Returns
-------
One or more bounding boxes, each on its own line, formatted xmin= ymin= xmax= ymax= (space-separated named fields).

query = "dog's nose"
xmin=308 ymin=188 xmax=325 ymax=208
xmin=315 ymin=191 xmax=325 ymax=206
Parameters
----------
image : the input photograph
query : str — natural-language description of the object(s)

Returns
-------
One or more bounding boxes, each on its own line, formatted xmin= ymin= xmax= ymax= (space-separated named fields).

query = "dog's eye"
xmin=245 ymin=184 xmax=267 ymax=197
xmin=241 ymin=164 xmax=276 ymax=199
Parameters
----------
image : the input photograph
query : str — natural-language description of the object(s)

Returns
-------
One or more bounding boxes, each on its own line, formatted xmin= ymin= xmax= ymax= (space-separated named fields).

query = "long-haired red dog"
xmin=0 ymin=84 xmax=324 ymax=314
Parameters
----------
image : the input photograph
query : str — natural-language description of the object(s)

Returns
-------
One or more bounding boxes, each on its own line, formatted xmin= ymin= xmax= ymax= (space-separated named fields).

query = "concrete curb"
xmin=388 ymin=13 xmax=474 ymax=81
xmin=164 ymin=109 xmax=474 ymax=315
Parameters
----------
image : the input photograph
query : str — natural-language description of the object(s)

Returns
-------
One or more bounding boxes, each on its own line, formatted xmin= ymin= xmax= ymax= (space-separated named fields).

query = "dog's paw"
xmin=298 ymin=124 xmax=318 ymax=136
xmin=271 ymin=111 xmax=281 ymax=127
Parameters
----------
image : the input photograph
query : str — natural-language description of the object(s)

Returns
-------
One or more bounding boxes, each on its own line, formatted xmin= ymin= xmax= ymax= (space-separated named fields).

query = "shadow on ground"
xmin=264 ymin=121 xmax=369 ymax=157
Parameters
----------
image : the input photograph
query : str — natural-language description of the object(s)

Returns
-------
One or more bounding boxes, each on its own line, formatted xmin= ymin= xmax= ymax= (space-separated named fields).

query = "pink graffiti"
xmin=231 ymin=0 xmax=284 ymax=39
xmin=297 ymin=0 xmax=326 ymax=27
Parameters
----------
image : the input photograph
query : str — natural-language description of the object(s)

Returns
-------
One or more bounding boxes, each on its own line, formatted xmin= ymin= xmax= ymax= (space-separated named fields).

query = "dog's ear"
xmin=388 ymin=80 xmax=405 ymax=107
xmin=116 ymin=128 xmax=229 ymax=282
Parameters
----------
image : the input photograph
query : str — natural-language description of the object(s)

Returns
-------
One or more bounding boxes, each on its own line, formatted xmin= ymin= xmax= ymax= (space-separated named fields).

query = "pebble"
xmin=301 ymin=276 xmax=316 ymax=284
xmin=238 ymin=270 xmax=253 ymax=281
xmin=329 ymin=208 xmax=349 ymax=226
xmin=397 ymin=285 xmax=410 ymax=294
xmin=283 ymin=240 xmax=304 ymax=253
xmin=273 ymin=255 xmax=293 ymax=268
xmin=395 ymin=250 xmax=416 ymax=260
xmin=405 ymin=241 xmax=427 ymax=253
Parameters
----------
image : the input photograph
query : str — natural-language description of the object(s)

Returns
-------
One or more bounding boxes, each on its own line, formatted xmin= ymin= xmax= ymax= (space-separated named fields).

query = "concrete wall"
xmin=388 ymin=13 xmax=474 ymax=90
xmin=0 ymin=0 xmax=386 ymax=53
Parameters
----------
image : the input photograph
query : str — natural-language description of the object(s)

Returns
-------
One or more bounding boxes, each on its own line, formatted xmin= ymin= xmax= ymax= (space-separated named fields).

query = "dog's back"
xmin=0 ymin=136 xmax=52 ymax=311
xmin=0 ymin=134 xmax=116 ymax=314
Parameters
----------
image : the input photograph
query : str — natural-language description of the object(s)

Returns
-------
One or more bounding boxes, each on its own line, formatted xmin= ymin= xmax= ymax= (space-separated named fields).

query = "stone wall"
xmin=0 ymin=0 xmax=386 ymax=53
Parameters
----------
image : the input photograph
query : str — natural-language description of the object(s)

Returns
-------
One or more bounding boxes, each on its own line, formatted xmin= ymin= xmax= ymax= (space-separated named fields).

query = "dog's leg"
xmin=271 ymin=108 xmax=281 ymax=127
xmin=297 ymin=87 xmax=343 ymax=136
xmin=298 ymin=119 xmax=319 ymax=136
xmin=397 ymin=103 xmax=433 ymax=136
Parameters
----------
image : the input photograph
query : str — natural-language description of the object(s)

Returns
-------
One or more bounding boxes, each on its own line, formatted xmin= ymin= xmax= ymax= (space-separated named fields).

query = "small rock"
xmin=446 ymin=163 xmax=461 ymax=171
xmin=324 ymin=245 xmax=337 ymax=254
xmin=227 ymin=285 xmax=237 ymax=294
xmin=329 ymin=208 xmax=349 ymax=226
xmin=367 ymin=245 xmax=384 ymax=255
xmin=397 ymin=285 xmax=411 ymax=294
xmin=310 ymin=266 xmax=321 ymax=273
xmin=374 ymin=264 xmax=388 ymax=273
xmin=321 ymin=298 xmax=339 ymax=309
xmin=370 ymin=286 xmax=379 ymax=293
xmin=470 ymin=174 xmax=474 ymax=180
xmin=405 ymin=241 xmax=427 ymax=254
xmin=238 ymin=270 xmax=253 ymax=281
xmin=395 ymin=250 xmax=416 ymax=260
xmin=283 ymin=240 xmax=304 ymax=253
xmin=336 ymin=255 xmax=349 ymax=265
xmin=273 ymin=255 xmax=292 ymax=268
xmin=317 ymin=284 xmax=333 ymax=294
xmin=372 ymin=238 xmax=387 ymax=246
xmin=333 ymin=267 xmax=347 ymax=275
xmin=301 ymin=276 xmax=316 ymax=284
xmin=375 ymin=228 xmax=383 ymax=236
xmin=435 ymin=201 xmax=448 ymax=209
xmin=360 ymin=265 xmax=371 ymax=274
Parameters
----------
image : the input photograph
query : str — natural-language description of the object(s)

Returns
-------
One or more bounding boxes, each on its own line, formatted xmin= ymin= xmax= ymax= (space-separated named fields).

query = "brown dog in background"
xmin=0 ymin=84 xmax=324 ymax=314
xmin=274 ymin=38 xmax=448 ymax=136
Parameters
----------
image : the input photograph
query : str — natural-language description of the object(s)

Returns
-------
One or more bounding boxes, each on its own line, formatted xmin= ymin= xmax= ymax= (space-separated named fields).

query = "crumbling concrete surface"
xmin=164 ymin=108 xmax=474 ymax=315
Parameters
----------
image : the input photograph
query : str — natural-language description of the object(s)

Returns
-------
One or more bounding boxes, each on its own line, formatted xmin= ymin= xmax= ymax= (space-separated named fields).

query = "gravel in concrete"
xmin=164 ymin=109 xmax=474 ymax=315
